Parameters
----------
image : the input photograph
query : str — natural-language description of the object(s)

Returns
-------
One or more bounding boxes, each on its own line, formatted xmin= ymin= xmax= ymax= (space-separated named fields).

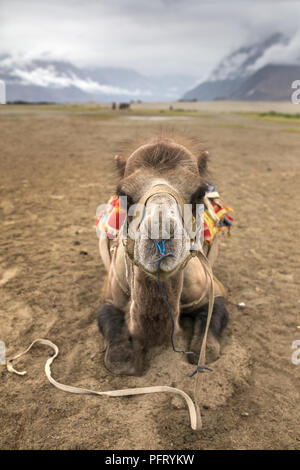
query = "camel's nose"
xmin=141 ymin=193 xmax=182 ymax=241
xmin=134 ymin=195 xmax=190 ymax=274
xmin=145 ymin=212 xmax=176 ymax=240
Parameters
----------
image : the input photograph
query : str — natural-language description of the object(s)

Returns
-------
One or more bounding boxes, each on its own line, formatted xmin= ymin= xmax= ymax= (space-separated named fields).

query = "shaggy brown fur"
xmin=117 ymin=136 xmax=209 ymax=176
xmin=115 ymin=137 xmax=209 ymax=206
xmin=126 ymin=268 xmax=184 ymax=347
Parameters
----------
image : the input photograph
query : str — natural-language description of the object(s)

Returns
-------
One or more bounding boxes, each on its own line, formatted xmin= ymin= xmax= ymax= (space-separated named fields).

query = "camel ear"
xmin=114 ymin=154 xmax=127 ymax=177
xmin=197 ymin=150 xmax=209 ymax=174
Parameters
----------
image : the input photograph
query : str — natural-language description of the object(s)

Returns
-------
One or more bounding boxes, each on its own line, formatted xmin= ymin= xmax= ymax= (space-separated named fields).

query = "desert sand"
xmin=0 ymin=103 xmax=299 ymax=449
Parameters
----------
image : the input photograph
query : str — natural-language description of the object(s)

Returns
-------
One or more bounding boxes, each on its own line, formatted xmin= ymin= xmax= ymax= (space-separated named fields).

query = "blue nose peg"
xmin=155 ymin=240 xmax=166 ymax=255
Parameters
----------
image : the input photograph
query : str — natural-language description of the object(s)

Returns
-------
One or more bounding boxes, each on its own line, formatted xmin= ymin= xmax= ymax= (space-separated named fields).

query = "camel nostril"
xmin=145 ymin=216 xmax=176 ymax=240
xmin=169 ymin=220 xmax=175 ymax=238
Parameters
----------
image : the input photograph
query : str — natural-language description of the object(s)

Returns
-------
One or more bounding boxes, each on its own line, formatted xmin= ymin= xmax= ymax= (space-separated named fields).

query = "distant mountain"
xmin=0 ymin=56 xmax=196 ymax=103
xmin=230 ymin=64 xmax=300 ymax=101
xmin=182 ymin=78 xmax=243 ymax=101
xmin=182 ymin=33 xmax=296 ymax=101
xmin=209 ymin=33 xmax=287 ymax=81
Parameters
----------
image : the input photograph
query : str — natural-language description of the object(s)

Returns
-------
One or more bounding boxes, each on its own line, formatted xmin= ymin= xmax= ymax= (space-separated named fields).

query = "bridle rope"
xmin=151 ymin=239 xmax=212 ymax=376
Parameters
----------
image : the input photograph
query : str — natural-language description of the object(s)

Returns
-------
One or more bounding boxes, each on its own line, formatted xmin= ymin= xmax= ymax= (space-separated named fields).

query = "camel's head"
xmin=116 ymin=138 xmax=208 ymax=278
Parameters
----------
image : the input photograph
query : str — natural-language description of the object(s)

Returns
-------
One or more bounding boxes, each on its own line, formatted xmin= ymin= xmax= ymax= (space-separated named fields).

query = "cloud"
xmin=248 ymin=30 xmax=300 ymax=70
xmin=0 ymin=0 xmax=300 ymax=76
xmin=11 ymin=65 xmax=151 ymax=95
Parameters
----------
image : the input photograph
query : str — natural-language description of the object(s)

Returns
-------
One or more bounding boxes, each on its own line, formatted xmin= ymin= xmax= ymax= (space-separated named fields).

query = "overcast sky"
xmin=1 ymin=0 xmax=300 ymax=77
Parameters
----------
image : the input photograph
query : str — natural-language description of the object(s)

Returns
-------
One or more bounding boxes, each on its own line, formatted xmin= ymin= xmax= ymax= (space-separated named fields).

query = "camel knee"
xmin=97 ymin=303 xmax=144 ymax=376
xmin=196 ymin=296 xmax=229 ymax=337
xmin=97 ymin=303 xmax=126 ymax=342
xmin=186 ymin=296 xmax=229 ymax=337
xmin=188 ymin=297 xmax=229 ymax=364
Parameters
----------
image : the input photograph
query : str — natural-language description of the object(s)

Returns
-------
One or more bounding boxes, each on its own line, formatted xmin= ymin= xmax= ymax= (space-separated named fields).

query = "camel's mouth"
xmin=134 ymin=236 xmax=190 ymax=276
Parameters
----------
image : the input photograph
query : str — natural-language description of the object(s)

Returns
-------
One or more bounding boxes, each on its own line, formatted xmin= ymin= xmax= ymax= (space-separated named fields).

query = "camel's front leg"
xmin=97 ymin=303 xmax=144 ymax=376
xmin=187 ymin=297 xmax=229 ymax=364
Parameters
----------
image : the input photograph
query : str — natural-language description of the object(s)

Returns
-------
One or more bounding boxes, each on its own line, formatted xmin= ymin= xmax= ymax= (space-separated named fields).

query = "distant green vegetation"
xmin=259 ymin=111 xmax=300 ymax=119
xmin=1 ymin=103 xmax=212 ymax=119
xmin=242 ymin=111 xmax=300 ymax=123
xmin=5 ymin=102 xmax=112 ymax=113
xmin=7 ymin=100 xmax=53 ymax=105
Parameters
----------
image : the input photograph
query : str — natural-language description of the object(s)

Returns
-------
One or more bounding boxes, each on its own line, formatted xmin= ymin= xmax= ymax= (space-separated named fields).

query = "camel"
xmin=97 ymin=137 xmax=229 ymax=376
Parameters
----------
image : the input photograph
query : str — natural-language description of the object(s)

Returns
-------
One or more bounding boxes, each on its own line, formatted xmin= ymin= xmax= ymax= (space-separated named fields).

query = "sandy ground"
xmin=0 ymin=104 xmax=299 ymax=449
xmin=130 ymin=100 xmax=299 ymax=114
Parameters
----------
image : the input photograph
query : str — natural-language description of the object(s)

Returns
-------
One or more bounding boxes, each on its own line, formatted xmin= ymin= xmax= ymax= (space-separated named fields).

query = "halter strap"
xmin=123 ymin=184 xmax=196 ymax=277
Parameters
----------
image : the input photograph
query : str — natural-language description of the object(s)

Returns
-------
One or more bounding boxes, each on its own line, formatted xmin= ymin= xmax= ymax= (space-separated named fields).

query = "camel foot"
xmin=104 ymin=338 xmax=144 ymax=376
xmin=98 ymin=303 xmax=144 ymax=376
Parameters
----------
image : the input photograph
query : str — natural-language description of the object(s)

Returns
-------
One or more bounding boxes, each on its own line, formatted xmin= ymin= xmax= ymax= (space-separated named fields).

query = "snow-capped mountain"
xmin=182 ymin=33 xmax=298 ymax=101
xmin=209 ymin=33 xmax=287 ymax=81
xmin=0 ymin=56 xmax=196 ymax=103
